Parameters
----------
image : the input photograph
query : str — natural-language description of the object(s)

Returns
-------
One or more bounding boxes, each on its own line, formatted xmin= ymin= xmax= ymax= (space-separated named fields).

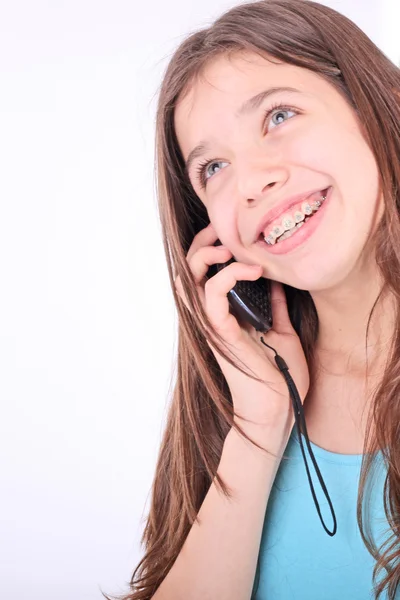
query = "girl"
xmin=105 ymin=0 xmax=400 ymax=598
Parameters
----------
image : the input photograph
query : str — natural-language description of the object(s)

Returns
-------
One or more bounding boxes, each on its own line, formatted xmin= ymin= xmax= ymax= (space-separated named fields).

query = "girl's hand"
xmin=174 ymin=224 xmax=310 ymax=435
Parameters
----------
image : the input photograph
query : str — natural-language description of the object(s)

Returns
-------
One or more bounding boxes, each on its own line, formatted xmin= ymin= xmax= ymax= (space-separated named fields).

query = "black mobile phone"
xmin=206 ymin=239 xmax=273 ymax=333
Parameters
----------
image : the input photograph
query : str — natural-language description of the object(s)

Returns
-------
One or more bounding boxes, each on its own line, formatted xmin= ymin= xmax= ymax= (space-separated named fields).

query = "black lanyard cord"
xmin=260 ymin=336 xmax=337 ymax=537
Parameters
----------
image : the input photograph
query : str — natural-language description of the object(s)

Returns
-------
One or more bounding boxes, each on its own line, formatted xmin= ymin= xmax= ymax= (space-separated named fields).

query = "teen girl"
xmin=105 ymin=1 xmax=400 ymax=598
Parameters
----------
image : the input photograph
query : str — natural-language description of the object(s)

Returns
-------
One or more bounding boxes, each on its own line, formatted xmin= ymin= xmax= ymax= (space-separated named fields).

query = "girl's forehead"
xmin=174 ymin=61 xmax=330 ymax=156
xmin=176 ymin=56 xmax=330 ymax=127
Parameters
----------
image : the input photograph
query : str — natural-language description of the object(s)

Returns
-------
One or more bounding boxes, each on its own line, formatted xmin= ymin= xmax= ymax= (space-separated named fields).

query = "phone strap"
xmin=259 ymin=337 xmax=337 ymax=536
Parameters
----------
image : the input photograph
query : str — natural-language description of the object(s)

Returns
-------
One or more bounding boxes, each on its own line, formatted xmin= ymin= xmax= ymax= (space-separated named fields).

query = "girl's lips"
xmin=255 ymin=185 xmax=333 ymax=254
xmin=254 ymin=187 xmax=329 ymax=242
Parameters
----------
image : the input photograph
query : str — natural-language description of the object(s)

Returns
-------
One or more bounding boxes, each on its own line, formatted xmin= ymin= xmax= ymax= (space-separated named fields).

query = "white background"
xmin=0 ymin=1 xmax=398 ymax=598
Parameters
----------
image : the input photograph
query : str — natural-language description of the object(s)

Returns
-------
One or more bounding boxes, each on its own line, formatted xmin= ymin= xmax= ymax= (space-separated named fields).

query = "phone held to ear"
xmin=205 ymin=238 xmax=338 ymax=537
xmin=206 ymin=239 xmax=273 ymax=334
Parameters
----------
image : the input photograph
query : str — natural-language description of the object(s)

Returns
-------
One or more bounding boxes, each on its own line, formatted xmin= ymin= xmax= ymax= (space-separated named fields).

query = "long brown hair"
xmin=103 ymin=1 xmax=400 ymax=598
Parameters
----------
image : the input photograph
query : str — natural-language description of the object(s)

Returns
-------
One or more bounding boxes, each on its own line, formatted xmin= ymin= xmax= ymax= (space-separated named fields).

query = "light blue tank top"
xmin=252 ymin=429 xmax=397 ymax=599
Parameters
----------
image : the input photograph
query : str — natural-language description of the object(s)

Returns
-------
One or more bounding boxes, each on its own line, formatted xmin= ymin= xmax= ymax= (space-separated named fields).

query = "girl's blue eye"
xmin=194 ymin=103 xmax=298 ymax=190
xmin=195 ymin=159 xmax=229 ymax=188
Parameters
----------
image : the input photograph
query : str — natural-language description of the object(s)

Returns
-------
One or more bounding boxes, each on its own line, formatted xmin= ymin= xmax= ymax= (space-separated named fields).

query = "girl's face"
xmin=174 ymin=51 xmax=384 ymax=291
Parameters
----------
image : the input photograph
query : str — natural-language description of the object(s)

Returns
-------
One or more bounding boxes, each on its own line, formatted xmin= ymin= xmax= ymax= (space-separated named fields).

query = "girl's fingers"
xmin=175 ymin=244 xmax=232 ymax=309
xmin=203 ymin=262 xmax=262 ymax=333
xmin=186 ymin=223 xmax=218 ymax=262
xmin=187 ymin=245 xmax=232 ymax=284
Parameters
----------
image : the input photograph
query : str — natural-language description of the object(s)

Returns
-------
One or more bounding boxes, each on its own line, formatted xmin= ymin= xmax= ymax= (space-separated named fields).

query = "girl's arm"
xmin=152 ymin=414 xmax=293 ymax=600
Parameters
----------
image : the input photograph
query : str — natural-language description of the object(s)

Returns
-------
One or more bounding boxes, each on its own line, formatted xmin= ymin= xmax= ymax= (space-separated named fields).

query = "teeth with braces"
xmin=263 ymin=193 xmax=326 ymax=245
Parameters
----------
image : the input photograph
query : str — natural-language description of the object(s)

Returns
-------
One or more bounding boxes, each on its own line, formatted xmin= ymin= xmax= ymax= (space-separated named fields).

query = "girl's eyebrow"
xmin=236 ymin=85 xmax=301 ymax=117
xmin=184 ymin=86 xmax=302 ymax=176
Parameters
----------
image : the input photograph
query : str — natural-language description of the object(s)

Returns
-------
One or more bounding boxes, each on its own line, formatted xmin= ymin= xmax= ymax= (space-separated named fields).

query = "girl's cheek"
xmin=283 ymin=128 xmax=328 ymax=166
xmin=209 ymin=206 xmax=237 ymax=242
